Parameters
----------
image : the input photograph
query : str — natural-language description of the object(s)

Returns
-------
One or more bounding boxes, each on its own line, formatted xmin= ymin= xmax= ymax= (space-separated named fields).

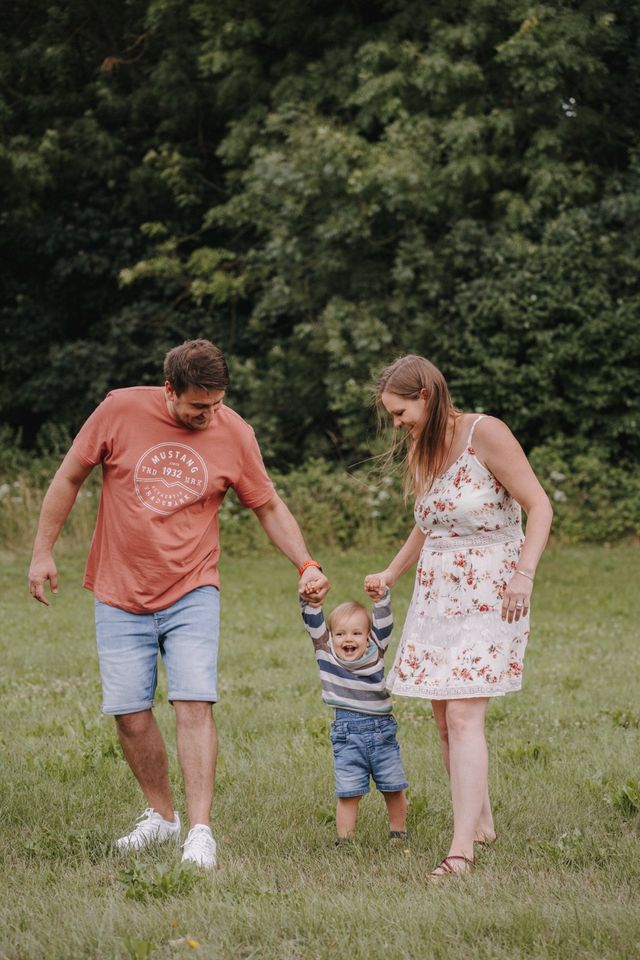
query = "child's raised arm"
xmin=370 ymin=588 xmax=393 ymax=651
xmin=299 ymin=589 xmax=329 ymax=648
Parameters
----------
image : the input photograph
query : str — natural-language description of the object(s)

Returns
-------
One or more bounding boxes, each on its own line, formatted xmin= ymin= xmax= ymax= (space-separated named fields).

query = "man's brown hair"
xmin=164 ymin=339 xmax=230 ymax=395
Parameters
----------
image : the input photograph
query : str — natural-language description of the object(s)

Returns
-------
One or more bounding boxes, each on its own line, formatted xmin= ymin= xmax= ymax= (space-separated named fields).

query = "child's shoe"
xmin=334 ymin=836 xmax=355 ymax=849
xmin=389 ymin=830 xmax=410 ymax=854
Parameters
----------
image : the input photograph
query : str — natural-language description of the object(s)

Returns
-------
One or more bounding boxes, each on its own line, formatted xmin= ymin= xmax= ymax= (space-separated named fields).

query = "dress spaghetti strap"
xmin=467 ymin=415 xmax=486 ymax=446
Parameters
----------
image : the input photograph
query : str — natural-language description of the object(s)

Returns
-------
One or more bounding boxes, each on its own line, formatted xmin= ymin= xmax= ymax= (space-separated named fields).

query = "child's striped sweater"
xmin=300 ymin=591 xmax=393 ymax=715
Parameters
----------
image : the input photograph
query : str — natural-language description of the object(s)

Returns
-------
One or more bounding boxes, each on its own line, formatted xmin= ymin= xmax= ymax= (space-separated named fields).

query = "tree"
xmin=1 ymin=0 xmax=639 ymax=475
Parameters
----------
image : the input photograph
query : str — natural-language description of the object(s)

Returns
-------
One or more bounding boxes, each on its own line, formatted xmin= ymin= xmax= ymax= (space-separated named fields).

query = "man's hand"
xmin=27 ymin=450 xmax=93 ymax=607
xmin=364 ymin=572 xmax=391 ymax=602
xmin=298 ymin=569 xmax=330 ymax=607
xmin=28 ymin=553 xmax=59 ymax=606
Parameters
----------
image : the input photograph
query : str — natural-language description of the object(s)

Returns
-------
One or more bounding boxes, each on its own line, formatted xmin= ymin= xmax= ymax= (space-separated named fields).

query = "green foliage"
xmin=0 ymin=425 xmax=100 ymax=551
xmin=611 ymin=708 xmax=640 ymax=730
xmin=533 ymin=828 xmax=613 ymax=869
xmin=119 ymin=860 xmax=203 ymax=901
xmin=140 ymin=0 xmax=639 ymax=471
xmin=123 ymin=939 xmax=155 ymax=960
xmin=610 ymin=780 xmax=640 ymax=817
xmin=217 ymin=457 xmax=408 ymax=554
xmin=0 ymin=0 xmax=224 ymax=441
xmin=530 ymin=440 xmax=640 ymax=542
xmin=2 ymin=436 xmax=638 ymax=550
xmin=503 ymin=741 xmax=550 ymax=767
xmin=1 ymin=0 xmax=638 ymax=537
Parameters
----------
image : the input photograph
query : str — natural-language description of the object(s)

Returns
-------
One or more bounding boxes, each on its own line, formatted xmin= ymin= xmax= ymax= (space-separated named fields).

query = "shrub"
xmin=529 ymin=440 xmax=640 ymax=542
xmin=218 ymin=457 xmax=409 ymax=555
xmin=3 ymin=439 xmax=638 ymax=556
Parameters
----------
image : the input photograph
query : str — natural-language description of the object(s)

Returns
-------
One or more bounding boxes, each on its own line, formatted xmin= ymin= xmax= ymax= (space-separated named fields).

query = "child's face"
xmin=331 ymin=610 xmax=370 ymax=661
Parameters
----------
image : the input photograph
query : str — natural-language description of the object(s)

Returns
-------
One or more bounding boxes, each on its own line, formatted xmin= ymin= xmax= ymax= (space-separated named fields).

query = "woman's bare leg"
xmin=432 ymin=699 xmax=495 ymax=844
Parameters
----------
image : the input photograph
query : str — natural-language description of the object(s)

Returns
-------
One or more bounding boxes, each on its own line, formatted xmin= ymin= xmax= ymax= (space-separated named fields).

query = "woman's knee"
xmin=445 ymin=701 xmax=485 ymax=739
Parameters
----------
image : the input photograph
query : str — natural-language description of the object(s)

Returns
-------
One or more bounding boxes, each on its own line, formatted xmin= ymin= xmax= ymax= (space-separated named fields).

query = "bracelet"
xmin=298 ymin=559 xmax=323 ymax=577
xmin=515 ymin=569 xmax=535 ymax=581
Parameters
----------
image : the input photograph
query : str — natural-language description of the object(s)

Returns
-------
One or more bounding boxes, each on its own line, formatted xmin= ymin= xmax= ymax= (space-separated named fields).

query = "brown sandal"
xmin=429 ymin=855 xmax=475 ymax=879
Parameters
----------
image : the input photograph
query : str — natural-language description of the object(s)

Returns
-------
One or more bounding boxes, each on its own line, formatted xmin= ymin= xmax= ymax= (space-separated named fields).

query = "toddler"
xmin=300 ymin=575 xmax=408 ymax=845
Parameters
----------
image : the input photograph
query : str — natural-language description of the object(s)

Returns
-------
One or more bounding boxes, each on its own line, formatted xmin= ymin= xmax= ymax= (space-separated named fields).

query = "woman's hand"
xmin=501 ymin=571 xmax=533 ymax=623
xmin=364 ymin=571 xmax=393 ymax=600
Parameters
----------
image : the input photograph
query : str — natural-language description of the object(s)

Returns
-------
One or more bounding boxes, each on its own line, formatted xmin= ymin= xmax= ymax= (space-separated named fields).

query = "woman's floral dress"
xmin=386 ymin=416 xmax=529 ymax=700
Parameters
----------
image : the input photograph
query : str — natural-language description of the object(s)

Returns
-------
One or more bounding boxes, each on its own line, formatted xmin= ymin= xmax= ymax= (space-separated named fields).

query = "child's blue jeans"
xmin=330 ymin=708 xmax=408 ymax=798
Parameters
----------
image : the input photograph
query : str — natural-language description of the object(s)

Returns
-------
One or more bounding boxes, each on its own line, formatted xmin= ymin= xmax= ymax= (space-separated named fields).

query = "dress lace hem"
xmin=388 ymin=677 xmax=523 ymax=699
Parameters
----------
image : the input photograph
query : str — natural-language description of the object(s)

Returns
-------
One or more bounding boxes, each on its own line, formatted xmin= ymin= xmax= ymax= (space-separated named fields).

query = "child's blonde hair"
xmin=328 ymin=601 xmax=372 ymax=633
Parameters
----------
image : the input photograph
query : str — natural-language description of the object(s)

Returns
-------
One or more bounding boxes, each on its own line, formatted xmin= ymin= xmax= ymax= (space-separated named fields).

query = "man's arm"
xmin=28 ymin=450 xmax=95 ymax=605
xmin=252 ymin=494 xmax=330 ymax=602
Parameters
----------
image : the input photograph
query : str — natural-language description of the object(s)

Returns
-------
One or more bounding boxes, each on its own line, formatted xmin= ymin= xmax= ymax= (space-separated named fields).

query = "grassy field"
xmin=1 ymin=543 xmax=639 ymax=960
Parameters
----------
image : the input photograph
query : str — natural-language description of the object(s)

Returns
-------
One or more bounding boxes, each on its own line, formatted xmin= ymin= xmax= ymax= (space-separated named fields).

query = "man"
xmin=28 ymin=339 xmax=329 ymax=869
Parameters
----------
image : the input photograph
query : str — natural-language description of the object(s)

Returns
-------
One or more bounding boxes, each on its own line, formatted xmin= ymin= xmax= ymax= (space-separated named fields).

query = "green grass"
xmin=1 ymin=544 xmax=639 ymax=960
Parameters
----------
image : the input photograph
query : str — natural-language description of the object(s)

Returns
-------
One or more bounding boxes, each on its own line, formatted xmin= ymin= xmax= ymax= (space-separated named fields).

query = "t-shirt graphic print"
xmin=134 ymin=443 xmax=209 ymax=514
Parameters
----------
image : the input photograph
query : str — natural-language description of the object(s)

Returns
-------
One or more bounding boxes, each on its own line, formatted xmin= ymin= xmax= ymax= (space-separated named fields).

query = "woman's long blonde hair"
xmin=376 ymin=354 xmax=459 ymax=498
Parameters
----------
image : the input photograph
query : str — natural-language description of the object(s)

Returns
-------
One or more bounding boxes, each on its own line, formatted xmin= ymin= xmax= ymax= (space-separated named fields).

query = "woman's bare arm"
xmin=473 ymin=416 xmax=553 ymax=620
xmin=364 ymin=522 xmax=426 ymax=593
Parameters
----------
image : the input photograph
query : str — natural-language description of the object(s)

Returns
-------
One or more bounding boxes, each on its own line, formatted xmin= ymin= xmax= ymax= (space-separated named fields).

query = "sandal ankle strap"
xmin=432 ymin=855 xmax=475 ymax=875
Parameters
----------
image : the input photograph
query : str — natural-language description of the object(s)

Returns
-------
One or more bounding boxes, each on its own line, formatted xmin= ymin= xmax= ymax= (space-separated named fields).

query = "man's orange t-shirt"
xmin=71 ymin=387 xmax=275 ymax=613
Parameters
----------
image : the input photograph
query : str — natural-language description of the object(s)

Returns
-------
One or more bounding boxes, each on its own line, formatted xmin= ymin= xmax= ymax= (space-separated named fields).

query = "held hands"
xmin=364 ymin=572 xmax=391 ymax=602
xmin=28 ymin=553 xmax=58 ymax=606
xmin=298 ymin=570 xmax=330 ymax=607
xmin=501 ymin=571 xmax=533 ymax=623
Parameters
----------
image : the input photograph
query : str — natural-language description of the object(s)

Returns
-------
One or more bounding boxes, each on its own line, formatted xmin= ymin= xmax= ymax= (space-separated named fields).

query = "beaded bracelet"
xmin=515 ymin=569 xmax=535 ymax=581
xmin=298 ymin=559 xmax=323 ymax=577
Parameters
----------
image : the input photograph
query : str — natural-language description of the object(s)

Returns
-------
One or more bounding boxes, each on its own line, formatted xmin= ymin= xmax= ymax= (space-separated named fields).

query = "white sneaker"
xmin=181 ymin=824 xmax=217 ymax=869
xmin=115 ymin=807 xmax=181 ymax=852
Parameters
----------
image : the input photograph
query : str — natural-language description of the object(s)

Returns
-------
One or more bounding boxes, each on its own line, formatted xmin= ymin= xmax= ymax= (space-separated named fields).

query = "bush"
xmin=529 ymin=441 xmax=640 ymax=542
xmin=218 ymin=458 xmax=409 ymax=556
xmin=0 ymin=426 xmax=100 ymax=554
xmin=4 ymin=440 xmax=638 ymax=557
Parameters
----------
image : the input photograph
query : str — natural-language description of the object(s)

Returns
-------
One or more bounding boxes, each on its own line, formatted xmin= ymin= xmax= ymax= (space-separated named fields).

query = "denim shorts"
xmin=95 ymin=586 xmax=220 ymax=715
xmin=330 ymin=709 xmax=409 ymax=798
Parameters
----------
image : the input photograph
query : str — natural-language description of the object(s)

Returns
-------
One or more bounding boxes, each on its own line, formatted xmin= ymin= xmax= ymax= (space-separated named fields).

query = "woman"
xmin=366 ymin=355 xmax=552 ymax=878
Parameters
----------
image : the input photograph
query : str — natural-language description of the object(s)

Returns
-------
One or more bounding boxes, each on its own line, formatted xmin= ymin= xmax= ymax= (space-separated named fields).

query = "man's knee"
xmin=174 ymin=700 xmax=214 ymax=727
xmin=115 ymin=708 xmax=154 ymax=737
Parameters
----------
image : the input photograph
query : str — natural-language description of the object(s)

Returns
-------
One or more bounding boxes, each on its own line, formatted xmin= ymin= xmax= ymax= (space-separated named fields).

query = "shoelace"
xmin=183 ymin=826 xmax=214 ymax=855
xmin=128 ymin=807 xmax=160 ymax=839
